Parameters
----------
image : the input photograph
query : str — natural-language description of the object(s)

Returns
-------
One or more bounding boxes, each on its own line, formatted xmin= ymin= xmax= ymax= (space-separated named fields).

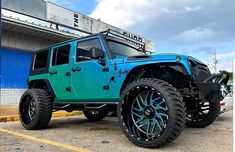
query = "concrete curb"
xmin=0 ymin=111 xmax=82 ymax=122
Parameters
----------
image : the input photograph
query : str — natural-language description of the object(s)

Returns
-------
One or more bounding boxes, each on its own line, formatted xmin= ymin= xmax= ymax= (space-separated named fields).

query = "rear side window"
xmin=34 ymin=50 xmax=49 ymax=70
xmin=52 ymin=45 xmax=70 ymax=66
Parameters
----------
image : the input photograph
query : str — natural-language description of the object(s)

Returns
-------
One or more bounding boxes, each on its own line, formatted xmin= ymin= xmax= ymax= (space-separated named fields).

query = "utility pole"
xmin=212 ymin=49 xmax=218 ymax=73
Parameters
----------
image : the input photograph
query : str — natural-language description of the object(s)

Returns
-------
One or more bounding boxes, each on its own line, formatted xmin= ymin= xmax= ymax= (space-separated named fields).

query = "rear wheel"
xmin=186 ymin=100 xmax=220 ymax=128
xmin=19 ymin=89 xmax=53 ymax=130
xmin=83 ymin=110 xmax=108 ymax=121
xmin=118 ymin=78 xmax=186 ymax=148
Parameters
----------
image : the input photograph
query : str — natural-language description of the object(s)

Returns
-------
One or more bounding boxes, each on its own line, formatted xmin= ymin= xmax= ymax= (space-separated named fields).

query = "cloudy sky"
xmin=49 ymin=0 xmax=235 ymax=72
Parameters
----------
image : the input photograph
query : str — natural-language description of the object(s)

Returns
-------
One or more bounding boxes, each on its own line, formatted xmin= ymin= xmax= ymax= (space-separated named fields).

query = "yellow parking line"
xmin=0 ymin=128 xmax=91 ymax=152
xmin=0 ymin=111 xmax=82 ymax=122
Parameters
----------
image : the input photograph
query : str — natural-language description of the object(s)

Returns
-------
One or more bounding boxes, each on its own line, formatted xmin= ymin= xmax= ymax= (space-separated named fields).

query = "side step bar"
xmin=84 ymin=104 xmax=107 ymax=110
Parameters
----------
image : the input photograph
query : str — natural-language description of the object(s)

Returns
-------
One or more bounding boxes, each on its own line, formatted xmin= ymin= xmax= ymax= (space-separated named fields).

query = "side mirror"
xmin=90 ymin=47 xmax=104 ymax=59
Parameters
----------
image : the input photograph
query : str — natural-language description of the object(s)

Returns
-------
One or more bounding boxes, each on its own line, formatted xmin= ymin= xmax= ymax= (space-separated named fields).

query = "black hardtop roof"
xmin=34 ymin=33 xmax=101 ymax=53
xmin=34 ymin=29 xmax=146 ymax=53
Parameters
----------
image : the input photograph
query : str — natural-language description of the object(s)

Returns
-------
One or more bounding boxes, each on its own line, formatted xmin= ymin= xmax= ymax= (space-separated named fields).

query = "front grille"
xmin=188 ymin=58 xmax=211 ymax=82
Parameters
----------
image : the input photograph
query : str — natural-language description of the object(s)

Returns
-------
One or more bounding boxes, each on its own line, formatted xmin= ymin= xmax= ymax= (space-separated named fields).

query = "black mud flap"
xmin=194 ymin=71 xmax=231 ymax=102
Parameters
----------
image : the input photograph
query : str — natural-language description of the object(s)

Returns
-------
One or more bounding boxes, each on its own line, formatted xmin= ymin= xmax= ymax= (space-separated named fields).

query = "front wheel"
xmin=118 ymin=78 xmax=186 ymax=148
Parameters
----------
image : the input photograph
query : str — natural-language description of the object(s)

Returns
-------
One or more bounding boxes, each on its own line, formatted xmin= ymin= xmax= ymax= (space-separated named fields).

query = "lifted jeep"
xmin=19 ymin=29 xmax=231 ymax=148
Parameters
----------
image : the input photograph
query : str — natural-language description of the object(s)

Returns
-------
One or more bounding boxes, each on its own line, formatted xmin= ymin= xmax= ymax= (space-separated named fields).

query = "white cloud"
xmin=172 ymin=28 xmax=216 ymax=43
xmin=208 ymin=51 xmax=235 ymax=72
xmin=90 ymin=0 xmax=235 ymax=42
xmin=207 ymin=60 xmax=233 ymax=72
xmin=217 ymin=61 xmax=233 ymax=72
xmin=90 ymin=0 xmax=166 ymax=28
xmin=90 ymin=0 xmax=201 ymax=29
xmin=161 ymin=7 xmax=178 ymax=14
xmin=90 ymin=0 xmax=235 ymax=67
xmin=185 ymin=6 xmax=202 ymax=12
xmin=217 ymin=51 xmax=235 ymax=60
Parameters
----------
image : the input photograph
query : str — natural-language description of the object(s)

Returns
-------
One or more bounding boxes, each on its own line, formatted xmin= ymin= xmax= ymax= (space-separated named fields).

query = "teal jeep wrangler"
xmin=19 ymin=30 xmax=231 ymax=148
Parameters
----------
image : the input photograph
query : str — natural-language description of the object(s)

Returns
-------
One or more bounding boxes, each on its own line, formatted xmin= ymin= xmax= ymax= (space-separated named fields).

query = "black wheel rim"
xmin=186 ymin=101 xmax=210 ymax=123
xmin=121 ymin=85 xmax=168 ymax=141
xmin=28 ymin=99 xmax=36 ymax=120
xmin=20 ymin=95 xmax=36 ymax=124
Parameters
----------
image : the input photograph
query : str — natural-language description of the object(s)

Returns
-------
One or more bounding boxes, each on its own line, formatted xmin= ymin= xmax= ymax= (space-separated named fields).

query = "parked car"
xmin=19 ymin=29 xmax=231 ymax=148
xmin=221 ymin=85 xmax=233 ymax=113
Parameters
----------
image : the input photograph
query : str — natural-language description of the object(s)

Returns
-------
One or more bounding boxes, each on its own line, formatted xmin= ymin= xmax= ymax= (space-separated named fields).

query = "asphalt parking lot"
xmin=0 ymin=110 xmax=232 ymax=152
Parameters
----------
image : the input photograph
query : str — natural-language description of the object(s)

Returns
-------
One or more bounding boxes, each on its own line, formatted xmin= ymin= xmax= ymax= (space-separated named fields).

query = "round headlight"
xmin=176 ymin=56 xmax=181 ymax=62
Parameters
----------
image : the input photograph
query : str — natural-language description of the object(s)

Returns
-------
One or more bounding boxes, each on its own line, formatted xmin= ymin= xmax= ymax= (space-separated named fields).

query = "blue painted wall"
xmin=0 ymin=49 xmax=32 ymax=88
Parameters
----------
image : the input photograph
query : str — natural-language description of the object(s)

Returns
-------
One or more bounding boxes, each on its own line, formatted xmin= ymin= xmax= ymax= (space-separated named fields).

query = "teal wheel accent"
xmin=130 ymin=87 xmax=168 ymax=139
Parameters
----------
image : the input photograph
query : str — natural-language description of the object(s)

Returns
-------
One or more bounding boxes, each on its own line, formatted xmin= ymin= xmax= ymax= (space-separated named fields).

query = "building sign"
xmin=46 ymin=2 xmax=74 ymax=28
xmin=46 ymin=2 xmax=154 ymax=52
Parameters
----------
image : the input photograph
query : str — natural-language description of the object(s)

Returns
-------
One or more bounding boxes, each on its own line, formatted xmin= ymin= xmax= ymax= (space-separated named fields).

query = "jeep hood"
xmin=125 ymin=53 xmax=188 ymax=63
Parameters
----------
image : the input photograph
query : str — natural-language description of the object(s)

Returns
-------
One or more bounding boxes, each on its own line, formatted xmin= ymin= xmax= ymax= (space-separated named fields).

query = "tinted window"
xmin=52 ymin=45 xmax=70 ymax=66
xmin=34 ymin=50 xmax=48 ymax=70
xmin=106 ymin=40 xmax=145 ymax=57
xmin=76 ymin=39 xmax=102 ymax=62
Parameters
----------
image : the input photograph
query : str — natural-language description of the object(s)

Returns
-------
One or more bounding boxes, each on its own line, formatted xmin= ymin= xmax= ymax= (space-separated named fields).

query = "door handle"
xmin=49 ymin=70 xmax=57 ymax=75
xmin=72 ymin=67 xmax=81 ymax=72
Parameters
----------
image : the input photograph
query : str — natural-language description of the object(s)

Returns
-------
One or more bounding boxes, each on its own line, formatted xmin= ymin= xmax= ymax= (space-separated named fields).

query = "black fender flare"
xmin=120 ymin=62 xmax=189 ymax=94
xmin=28 ymin=79 xmax=56 ymax=98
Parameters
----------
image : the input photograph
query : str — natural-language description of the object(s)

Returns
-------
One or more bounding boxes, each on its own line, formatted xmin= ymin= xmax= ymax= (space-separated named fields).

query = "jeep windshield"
xmin=106 ymin=38 xmax=146 ymax=57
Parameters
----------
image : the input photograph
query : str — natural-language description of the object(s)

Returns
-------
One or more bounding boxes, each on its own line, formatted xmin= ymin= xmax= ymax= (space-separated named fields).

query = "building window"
xmin=52 ymin=45 xmax=70 ymax=66
xmin=76 ymin=39 xmax=102 ymax=62
xmin=34 ymin=50 xmax=49 ymax=70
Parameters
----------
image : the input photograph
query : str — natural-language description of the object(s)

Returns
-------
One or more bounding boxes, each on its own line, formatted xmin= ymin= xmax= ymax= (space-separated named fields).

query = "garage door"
xmin=0 ymin=48 xmax=32 ymax=104
xmin=0 ymin=48 xmax=32 ymax=88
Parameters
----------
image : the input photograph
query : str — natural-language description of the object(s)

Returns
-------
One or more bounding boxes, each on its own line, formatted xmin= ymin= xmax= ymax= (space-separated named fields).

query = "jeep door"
xmin=71 ymin=36 xmax=113 ymax=102
xmin=49 ymin=43 xmax=72 ymax=100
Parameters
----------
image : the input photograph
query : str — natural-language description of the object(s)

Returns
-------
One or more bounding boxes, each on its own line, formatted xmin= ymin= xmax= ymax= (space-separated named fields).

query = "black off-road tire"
xmin=83 ymin=110 xmax=108 ymax=121
xmin=118 ymin=78 xmax=186 ymax=148
xmin=186 ymin=101 xmax=220 ymax=128
xmin=19 ymin=89 xmax=53 ymax=130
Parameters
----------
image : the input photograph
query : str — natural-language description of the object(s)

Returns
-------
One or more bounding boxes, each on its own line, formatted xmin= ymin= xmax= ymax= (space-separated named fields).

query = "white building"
xmin=0 ymin=0 xmax=153 ymax=104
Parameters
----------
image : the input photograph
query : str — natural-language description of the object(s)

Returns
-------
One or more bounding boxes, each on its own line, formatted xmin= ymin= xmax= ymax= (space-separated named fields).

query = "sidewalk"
xmin=0 ymin=104 xmax=82 ymax=122
xmin=0 ymin=104 xmax=19 ymax=116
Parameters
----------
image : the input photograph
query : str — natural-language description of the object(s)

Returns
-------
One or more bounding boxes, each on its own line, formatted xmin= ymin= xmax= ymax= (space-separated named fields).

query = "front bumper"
xmin=194 ymin=71 xmax=232 ymax=102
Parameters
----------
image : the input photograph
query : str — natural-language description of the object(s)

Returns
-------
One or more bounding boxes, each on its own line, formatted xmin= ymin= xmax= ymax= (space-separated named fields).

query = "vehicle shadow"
xmin=47 ymin=116 xmax=120 ymax=131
